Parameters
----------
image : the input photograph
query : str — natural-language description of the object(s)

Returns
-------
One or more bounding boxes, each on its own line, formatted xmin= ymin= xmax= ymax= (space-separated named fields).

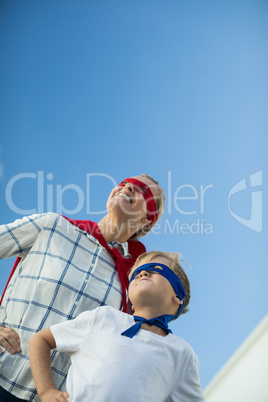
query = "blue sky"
xmin=0 ymin=0 xmax=267 ymax=389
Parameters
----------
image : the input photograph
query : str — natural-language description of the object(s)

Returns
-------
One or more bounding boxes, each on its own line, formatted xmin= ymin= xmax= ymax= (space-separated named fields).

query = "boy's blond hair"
xmin=130 ymin=251 xmax=190 ymax=318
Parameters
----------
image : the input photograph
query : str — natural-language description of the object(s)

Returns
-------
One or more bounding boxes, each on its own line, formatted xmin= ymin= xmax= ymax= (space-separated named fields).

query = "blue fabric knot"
xmin=121 ymin=314 xmax=174 ymax=338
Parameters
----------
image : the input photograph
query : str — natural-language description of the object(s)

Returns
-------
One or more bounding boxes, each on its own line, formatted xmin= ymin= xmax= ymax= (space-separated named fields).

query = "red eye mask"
xmin=119 ymin=178 xmax=158 ymax=224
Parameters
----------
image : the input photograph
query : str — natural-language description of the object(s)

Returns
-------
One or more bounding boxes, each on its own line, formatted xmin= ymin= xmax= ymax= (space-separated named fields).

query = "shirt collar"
xmin=73 ymin=226 xmax=129 ymax=257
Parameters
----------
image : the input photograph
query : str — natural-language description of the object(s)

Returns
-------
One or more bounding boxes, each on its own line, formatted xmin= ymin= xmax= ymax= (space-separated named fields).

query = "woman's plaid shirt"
xmin=0 ymin=213 xmax=127 ymax=401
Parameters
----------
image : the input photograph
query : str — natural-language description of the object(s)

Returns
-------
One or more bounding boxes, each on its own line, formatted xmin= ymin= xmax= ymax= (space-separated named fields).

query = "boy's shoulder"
xmin=95 ymin=305 xmax=129 ymax=319
xmin=86 ymin=305 xmax=129 ymax=321
xmin=170 ymin=332 xmax=193 ymax=348
xmin=82 ymin=306 xmax=132 ymax=334
xmin=169 ymin=333 xmax=200 ymax=366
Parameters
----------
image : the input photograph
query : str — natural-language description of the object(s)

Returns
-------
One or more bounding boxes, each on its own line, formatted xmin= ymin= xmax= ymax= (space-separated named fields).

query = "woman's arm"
xmin=29 ymin=328 xmax=69 ymax=402
xmin=0 ymin=213 xmax=57 ymax=354
xmin=0 ymin=213 xmax=51 ymax=259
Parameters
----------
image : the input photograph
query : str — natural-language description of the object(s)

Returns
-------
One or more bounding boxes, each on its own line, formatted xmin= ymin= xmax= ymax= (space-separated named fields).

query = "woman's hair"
xmin=131 ymin=174 xmax=165 ymax=239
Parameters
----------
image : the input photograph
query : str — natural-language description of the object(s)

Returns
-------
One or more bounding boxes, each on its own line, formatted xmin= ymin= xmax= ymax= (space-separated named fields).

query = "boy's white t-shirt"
xmin=51 ymin=306 xmax=205 ymax=402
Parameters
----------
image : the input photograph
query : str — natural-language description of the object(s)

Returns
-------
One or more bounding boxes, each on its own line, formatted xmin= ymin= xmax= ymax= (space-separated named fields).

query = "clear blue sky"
xmin=0 ymin=0 xmax=267 ymax=389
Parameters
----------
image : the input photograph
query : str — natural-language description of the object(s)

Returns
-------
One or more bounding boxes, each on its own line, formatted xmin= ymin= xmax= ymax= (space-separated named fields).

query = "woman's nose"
xmin=125 ymin=182 xmax=135 ymax=192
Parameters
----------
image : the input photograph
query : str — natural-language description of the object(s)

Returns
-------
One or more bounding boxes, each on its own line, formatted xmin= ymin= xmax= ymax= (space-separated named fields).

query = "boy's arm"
xmin=29 ymin=328 xmax=69 ymax=402
xmin=169 ymin=363 xmax=205 ymax=402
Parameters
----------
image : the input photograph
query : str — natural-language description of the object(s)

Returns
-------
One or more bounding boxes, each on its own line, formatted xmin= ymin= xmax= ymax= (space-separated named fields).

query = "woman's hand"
xmin=0 ymin=325 xmax=21 ymax=354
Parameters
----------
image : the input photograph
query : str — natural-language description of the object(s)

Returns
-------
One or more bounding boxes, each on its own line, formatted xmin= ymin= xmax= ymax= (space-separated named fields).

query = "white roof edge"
xmin=204 ymin=314 xmax=268 ymax=397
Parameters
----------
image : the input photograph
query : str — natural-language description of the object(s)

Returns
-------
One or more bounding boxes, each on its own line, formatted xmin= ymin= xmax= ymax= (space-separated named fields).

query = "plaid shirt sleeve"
xmin=0 ymin=213 xmax=54 ymax=259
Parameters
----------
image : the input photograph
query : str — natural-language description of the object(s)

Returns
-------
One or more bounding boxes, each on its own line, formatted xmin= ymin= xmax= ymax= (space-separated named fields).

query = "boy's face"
xmin=128 ymin=257 xmax=182 ymax=316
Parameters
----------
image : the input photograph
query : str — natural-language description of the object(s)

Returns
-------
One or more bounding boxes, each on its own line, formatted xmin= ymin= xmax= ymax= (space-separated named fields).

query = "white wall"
xmin=204 ymin=315 xmax=268 ymax=402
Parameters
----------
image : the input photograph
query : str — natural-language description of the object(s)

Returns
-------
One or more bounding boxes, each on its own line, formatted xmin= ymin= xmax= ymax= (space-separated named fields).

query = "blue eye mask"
xmin=121 ymin=263 xmax=186 ymax=338
xmin=129 ymin=262 xmax=186 ymax=317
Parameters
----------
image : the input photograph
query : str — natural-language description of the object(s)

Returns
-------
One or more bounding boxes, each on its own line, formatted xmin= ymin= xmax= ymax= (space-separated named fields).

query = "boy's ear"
xmin=131 ymin=305 xmax=135 ymax=312
xmin=173 ymin=296 xmax=183 ymax=305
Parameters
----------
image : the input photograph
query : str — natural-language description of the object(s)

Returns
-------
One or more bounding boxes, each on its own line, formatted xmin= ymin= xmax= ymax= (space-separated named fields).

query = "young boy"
xmin=29 ymin=251 xmax=205 ymax=402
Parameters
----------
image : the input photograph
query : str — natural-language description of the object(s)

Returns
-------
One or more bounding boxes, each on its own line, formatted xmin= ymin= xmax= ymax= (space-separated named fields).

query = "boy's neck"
xmin=133 ymin=308 xmax=169 ymax=337
xmin=139 ymin=322 xmax=168 ymax=337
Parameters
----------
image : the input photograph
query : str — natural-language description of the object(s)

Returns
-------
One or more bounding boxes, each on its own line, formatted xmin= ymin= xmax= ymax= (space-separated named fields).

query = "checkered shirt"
xmin=0 ymin=213 xmax=127 ymax=401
